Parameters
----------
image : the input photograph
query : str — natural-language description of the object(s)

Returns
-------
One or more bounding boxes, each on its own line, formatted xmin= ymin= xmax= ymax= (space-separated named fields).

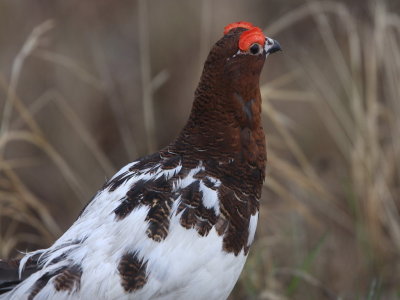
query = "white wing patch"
xmin=199 ymin=179 xmax=221 ymax=215
xmin=247 ymin=212 xmax=259 ymax=247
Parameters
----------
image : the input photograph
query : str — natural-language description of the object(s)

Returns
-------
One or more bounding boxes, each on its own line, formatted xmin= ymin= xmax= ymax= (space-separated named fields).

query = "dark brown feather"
xmin=53 ymin=265 xmax=82 ymax=293
xmin=118 ymin=252 xmax=148 ymax=293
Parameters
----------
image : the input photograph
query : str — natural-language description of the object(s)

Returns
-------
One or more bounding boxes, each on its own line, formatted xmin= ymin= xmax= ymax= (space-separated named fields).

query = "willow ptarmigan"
xmin=0 ymin=21 xmax=281 ymax=300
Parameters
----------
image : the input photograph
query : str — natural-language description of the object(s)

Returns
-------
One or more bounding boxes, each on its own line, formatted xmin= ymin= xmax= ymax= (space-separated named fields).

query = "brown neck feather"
xmin=170 ymin=50 xmax=266 ymax=183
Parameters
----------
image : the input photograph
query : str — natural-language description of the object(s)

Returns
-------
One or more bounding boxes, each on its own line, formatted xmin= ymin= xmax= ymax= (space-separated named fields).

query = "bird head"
xmin=198 ymin=21 xmax=281 ymax=94
xmin=223 ymin=21 xmax=281 ymax=57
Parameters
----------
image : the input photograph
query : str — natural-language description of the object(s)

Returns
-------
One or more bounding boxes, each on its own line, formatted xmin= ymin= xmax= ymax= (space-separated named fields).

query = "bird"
xmin=0 ymin=21 xmax=281 ymax=300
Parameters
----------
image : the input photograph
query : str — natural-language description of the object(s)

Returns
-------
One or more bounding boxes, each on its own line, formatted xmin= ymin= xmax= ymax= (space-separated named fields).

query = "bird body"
xmin=0 ymin=22 xmax=281 ymax=300
xmin=1 ymin=158 xmax=254 ymax=300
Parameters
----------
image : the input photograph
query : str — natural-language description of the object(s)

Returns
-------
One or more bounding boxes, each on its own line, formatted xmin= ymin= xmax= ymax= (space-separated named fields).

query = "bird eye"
xmin=249 ymin=43 xmax=261 ymax=55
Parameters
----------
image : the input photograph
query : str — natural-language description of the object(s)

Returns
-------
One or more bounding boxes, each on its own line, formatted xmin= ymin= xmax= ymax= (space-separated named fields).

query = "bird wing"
xmin=0 ymin=151 xmax=253 ymax=299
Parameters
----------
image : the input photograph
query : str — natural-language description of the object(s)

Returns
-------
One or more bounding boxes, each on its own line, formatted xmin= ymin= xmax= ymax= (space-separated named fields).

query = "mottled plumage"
xmin=0 ymin=22 xmax=281 ymax=300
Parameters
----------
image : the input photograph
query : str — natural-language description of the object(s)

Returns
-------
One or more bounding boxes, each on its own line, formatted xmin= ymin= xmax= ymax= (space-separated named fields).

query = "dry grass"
xmin=0 ymin=1 xmax=399 ymax=299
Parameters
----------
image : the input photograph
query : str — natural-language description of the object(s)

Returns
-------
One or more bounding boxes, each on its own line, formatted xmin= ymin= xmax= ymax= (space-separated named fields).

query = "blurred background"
xmin=1 ymin=0 xmax=400 ymax=299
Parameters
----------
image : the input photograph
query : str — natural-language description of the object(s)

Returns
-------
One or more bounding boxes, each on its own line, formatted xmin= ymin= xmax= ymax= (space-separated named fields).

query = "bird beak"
xmin=264 ymin=37 xmax=282 ymax=55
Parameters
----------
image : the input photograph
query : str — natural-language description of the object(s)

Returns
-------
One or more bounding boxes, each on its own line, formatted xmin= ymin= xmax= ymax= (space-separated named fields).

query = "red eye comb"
xmin=238 ymin=27 xmax=265 ymax=51
xmin=223 ymin=21 xmax=254 ymax=35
